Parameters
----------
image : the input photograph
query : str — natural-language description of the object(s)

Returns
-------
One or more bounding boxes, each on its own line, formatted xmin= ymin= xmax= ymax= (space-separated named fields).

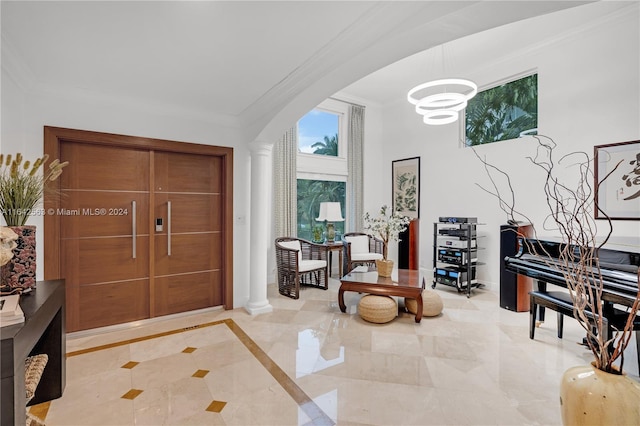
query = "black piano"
xmin=505 ymin=237 xmax=640 ymax=306
xmin=504 ymin=236 xmax=640 ymax=369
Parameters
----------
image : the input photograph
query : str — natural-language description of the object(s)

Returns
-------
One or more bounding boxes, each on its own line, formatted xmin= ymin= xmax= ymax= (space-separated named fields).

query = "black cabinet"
xmin=1 ymin=280 xmax=66 ymax=425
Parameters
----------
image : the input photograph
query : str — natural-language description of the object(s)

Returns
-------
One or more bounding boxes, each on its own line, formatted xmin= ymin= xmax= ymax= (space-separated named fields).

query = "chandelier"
xmin=407 ymin=78 xmax=478 ymax=125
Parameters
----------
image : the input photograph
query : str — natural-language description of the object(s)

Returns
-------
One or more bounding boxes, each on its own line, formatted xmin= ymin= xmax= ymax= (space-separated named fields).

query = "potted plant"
xmin=312 ymin=225 xmax=324 ymax=243
xmin=476 ymin=136 xmax=640 ymax=425
xmin=0 ymin=153 xmax=68 ymax=290
xmin=363 ymin=205 xmax=410 ymax=276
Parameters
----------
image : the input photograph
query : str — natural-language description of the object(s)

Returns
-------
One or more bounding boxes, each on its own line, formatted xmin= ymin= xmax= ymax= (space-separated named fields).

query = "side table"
xmin=322 ymin=241 xmax=343 ymax=278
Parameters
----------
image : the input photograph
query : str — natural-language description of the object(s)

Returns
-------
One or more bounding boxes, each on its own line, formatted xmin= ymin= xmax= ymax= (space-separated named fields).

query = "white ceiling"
xmin=340 ymin=1 xmax=636 ymax=106
xmin=2 ymin=1 xmax=606 ymax=136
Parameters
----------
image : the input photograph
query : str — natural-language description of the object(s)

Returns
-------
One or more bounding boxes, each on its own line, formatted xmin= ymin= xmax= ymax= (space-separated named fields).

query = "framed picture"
xmin=594 ymin=140 xmax=640 ymax=220
xmin=392 ymin=156 xmax=420 ymax=219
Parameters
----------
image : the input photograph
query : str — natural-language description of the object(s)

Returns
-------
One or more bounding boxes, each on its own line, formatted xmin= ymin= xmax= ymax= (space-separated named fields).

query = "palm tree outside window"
xmin=465 ymin=73 xmax=538 ymax=146
xmin=296 ymin=103 xmax=347 ymax=240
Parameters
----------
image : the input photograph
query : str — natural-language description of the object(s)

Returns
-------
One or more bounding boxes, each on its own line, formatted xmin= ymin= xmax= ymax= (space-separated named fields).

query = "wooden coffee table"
xmin=339 ymin=268 xmax=426 ymax=323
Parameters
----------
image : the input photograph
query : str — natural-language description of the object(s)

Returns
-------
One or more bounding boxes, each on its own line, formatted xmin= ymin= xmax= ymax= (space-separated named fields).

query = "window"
xmin=296 ymin=99 xmax=348 ymax=240
xmin=297 ymin=180 xmax=346 ymax=241
xmin=298 ymin=110 xmax=339 ymax=156
xmin=464 ymin=73 xmax=538 ymax=146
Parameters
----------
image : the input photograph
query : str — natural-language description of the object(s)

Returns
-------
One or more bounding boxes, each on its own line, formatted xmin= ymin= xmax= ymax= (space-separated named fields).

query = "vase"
xmin=0 ymin=225 xmax=37 ymax=291
xmin=376 ymin=259 xmax=394 ymax=277
xmin=559 ymin=362 xmax=640 ymax=425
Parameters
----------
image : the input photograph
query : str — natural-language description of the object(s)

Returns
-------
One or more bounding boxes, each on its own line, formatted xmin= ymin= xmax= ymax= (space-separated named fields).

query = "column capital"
xmin=248 ymin=139 xmax=273 ymax=155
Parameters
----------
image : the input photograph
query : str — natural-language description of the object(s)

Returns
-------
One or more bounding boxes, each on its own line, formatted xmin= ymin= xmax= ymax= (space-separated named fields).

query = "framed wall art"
xmin=594 ymin=140 xmax=640 ymax=220
xmin=392 ymin=156 xmax=420 ymax=219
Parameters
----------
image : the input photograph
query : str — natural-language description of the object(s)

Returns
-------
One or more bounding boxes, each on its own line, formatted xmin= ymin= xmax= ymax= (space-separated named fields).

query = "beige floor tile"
xmin=46 ymin=279 xmax=640 ymax=426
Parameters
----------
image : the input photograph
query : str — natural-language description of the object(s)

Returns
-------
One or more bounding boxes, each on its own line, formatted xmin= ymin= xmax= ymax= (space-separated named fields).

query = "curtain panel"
xmin=347 ymin=104 xmax=364 ymax=231
xmin=273 ymin=127 xmax=297 ymax=237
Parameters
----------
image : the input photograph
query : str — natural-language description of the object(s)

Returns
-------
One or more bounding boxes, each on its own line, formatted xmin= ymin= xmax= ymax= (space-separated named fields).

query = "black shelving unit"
xmin=432 ymin=220 xmax=484 ymax=297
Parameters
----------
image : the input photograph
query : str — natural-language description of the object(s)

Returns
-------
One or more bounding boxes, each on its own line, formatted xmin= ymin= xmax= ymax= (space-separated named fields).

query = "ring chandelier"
xmin=407 ymin=78 xmax=478 ymax=125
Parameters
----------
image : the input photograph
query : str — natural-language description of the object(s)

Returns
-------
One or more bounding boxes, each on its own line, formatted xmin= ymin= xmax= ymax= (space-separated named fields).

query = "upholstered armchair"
xmin=342 ymin=232 xmax=384 ymax=273
xmin=275 ymin=237 xmax=328 ymax=299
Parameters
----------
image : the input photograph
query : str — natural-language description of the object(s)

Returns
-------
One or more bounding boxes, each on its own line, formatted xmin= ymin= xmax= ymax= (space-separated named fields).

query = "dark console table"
xmin=1 ymin=279 xmax=66 ymax=426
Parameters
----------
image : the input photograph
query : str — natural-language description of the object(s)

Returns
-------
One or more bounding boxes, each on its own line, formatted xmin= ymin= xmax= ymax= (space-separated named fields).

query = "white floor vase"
xmin=560 ymin=362 xmax=640 ymax=425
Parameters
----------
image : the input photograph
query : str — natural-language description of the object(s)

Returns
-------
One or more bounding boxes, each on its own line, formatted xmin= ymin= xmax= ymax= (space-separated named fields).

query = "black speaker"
xmin=500 ymin=224 xmax=533 ymax=312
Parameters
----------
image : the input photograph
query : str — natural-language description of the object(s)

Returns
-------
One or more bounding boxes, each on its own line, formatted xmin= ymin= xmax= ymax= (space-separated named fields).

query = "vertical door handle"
xmin=131 ymin=200 xmax=137 ymax=259
xmin=167 ymin=201 xmax=172 ymax=256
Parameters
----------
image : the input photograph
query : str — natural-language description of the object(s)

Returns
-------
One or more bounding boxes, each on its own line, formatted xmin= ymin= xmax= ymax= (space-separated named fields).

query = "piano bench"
xmin=529 ymin=291 xmax=601 ymax=340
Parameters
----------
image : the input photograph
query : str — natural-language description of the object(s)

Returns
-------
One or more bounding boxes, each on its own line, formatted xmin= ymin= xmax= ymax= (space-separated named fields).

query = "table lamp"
xmin=316 ymin=202 xmax=344 ymax=242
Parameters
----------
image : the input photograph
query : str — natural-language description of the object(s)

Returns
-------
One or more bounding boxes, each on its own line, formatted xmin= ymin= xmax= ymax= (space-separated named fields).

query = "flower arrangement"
xmin=0 ymin=153 xmax=68 ymax=226
xmin=363 ymin=205 xmax=410 ymax=261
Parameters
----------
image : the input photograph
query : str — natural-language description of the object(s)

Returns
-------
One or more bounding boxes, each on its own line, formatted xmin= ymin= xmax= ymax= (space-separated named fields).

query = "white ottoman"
xmin=358 ymin=295 xmax=397 ymax=324
xmin=405 ymin=291 xmax=443 ymax=317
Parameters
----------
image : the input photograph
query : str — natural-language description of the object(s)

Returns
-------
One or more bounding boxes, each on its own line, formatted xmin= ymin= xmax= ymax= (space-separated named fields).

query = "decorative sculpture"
xmin=0 ymin=226 xmax=18 ymax=267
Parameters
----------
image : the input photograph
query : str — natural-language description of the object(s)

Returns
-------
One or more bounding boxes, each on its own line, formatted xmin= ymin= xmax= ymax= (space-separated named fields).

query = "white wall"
xmin=3 ymin=2 xmax=638 ymax=309
xmin=378 ymin=6 xmax=640 ymax=291
xmin=0 ymin=68 xmax=253 ymax=308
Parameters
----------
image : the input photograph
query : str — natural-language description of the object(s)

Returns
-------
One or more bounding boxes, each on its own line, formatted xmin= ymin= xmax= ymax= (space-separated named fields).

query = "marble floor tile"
xmin=34 ymin=277 xmax=640 ymax=425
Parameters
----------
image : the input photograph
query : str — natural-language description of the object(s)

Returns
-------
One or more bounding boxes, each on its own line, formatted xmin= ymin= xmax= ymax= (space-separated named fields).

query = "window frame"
xmin=296 ymin=98 xmax=350 ymax=237
xmin=297 ymin=98 xmax=349 ymax=177
xmin=460 ymin=69 xmax=538 ymax=147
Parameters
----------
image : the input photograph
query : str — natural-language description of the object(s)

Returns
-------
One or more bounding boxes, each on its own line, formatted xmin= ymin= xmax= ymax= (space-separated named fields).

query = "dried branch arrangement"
xmin=474 ymin=135 xmax=640 ymax=374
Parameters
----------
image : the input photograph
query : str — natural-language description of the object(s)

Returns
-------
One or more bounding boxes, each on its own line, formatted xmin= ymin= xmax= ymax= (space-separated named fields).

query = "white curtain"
xmin=273 ymin=127 xmax=297 ymax=237
xmin=347 ymin=104 xmax=364 ymax=231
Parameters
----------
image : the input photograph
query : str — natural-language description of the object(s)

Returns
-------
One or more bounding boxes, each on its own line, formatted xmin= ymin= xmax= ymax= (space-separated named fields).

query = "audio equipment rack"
xmin=432 ymin=219 xmax=485 ymax=297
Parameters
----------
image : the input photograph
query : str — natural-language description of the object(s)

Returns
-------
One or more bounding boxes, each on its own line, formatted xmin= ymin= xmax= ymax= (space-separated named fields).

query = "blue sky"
xmin=297 ymin=109 xmax=338 ymax=153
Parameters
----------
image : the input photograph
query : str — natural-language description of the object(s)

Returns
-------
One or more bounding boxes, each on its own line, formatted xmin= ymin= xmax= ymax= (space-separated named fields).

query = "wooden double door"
xmin=44 ymin=127 xmax=233 ymax=332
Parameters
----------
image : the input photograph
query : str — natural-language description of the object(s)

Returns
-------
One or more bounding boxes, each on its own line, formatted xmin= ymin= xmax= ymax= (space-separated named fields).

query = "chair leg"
xmin=635 ymin=330 xmax=640 ymax=374
xmin=557 ymin=312 xmax=564 ymax=339
xmin=294 ymin=274 xmax=300 ymax=299
xmin=324 ymin=266 xmax=328 ymax=289
xmin=530 ymin=297 xmax=537 ymax=340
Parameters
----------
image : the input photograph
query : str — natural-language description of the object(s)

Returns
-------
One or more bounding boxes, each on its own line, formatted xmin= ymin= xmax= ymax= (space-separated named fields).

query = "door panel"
xmin=51 ymin=134 xmax=229 ymax=333
xmin=60 ymin=143 xmax=149 ymax=191
xmin=153 ymin=151 xmax=224 ymax=313
xmin=154 ymin=233 xmax=222 ymax=275
xmin=154 ymin=152 xmax=222 ymax=193
xmin=63 ymin=237 xmax=150 ymax=284
xmin=79 ymin=279 xmax=150 ymax=330
xmin=154 ymin=193 xmax=221 ymax=233
xmin=60 ymin=141 xmax=151 ymax=331
xmin=60 ymin=191 xmax=149 ymax=238
xmin=154 ymin=271 xmax=221 ymax=317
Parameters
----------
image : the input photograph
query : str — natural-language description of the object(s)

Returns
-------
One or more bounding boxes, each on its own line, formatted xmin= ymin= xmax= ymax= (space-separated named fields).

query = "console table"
xmin=1 ymin=279 xmax=66 ymax=426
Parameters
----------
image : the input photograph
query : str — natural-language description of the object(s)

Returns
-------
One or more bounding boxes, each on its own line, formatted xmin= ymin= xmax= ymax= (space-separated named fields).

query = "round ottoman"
xmin=358 ymin=295 xmax=397 ymax=324
xmin=405 ymin=291 xmax=443 ymax=317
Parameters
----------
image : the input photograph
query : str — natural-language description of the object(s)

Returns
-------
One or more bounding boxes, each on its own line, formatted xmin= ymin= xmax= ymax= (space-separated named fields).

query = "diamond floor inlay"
xmin=120 ymin=361 xmax=139 ymax=369
xmin=120 ymin=389 xmax=143 ymax=400
xmin=192 ymin=369 xmax=209 ymax=378
xmin=206 ymin=400 xmax=227 ymax=413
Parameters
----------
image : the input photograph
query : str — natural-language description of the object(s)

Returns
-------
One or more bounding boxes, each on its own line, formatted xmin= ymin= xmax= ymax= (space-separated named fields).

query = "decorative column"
xmin=245 ymin=140 xmax=274 ymax=315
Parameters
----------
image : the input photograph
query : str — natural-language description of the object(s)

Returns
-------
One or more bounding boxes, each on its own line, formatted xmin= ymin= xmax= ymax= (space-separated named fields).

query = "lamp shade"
xmin=316 ymin=202 xmax=344 ymax=222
